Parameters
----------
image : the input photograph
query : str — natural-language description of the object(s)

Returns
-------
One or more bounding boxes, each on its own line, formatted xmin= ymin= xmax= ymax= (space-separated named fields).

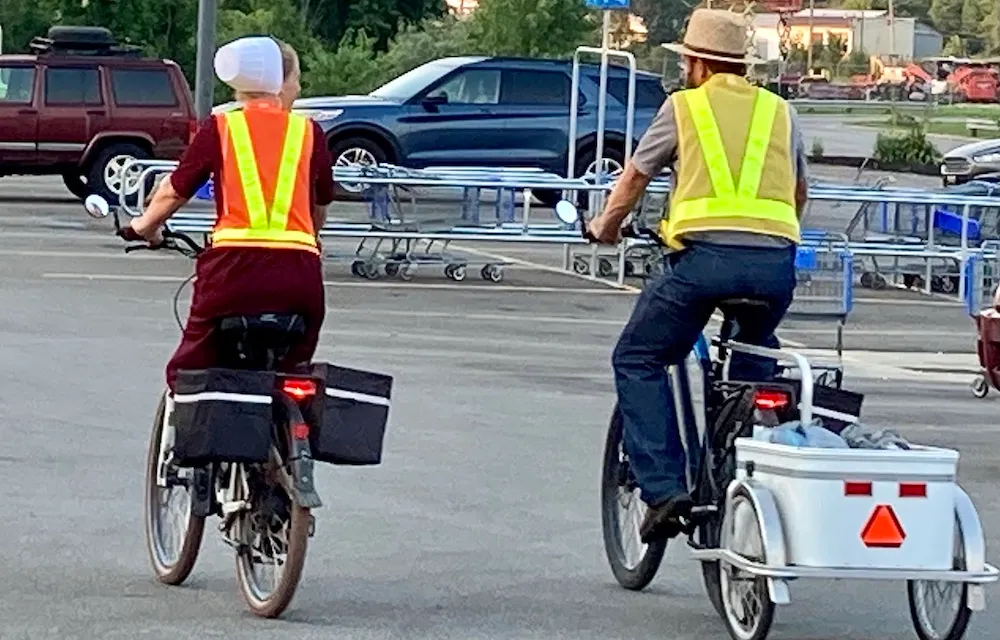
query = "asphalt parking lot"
xmin=1 ymin=175 xmax=998 ymax=640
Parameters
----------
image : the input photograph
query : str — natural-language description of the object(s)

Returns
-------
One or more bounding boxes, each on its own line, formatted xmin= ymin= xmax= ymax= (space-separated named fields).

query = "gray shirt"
xmin=632 ymin=94 xmax=809 ymax=247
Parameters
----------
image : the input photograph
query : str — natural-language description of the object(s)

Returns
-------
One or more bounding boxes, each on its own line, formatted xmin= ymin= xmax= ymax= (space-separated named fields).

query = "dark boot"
xmin=639 ymin=492 xmax=694 ymax=543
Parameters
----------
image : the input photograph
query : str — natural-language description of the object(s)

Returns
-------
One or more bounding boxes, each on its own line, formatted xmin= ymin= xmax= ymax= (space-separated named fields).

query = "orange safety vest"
xmin=212 ymin=100 xmax=319 ymax=255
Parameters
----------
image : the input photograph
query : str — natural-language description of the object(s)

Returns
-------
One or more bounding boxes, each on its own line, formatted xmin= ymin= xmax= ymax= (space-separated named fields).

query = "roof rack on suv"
xmin=29 ymin=26 xmax=143 ymax=57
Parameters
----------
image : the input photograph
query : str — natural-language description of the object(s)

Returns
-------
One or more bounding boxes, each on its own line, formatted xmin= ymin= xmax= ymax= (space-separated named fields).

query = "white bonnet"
xmin=214 ymin=36 xmax=283 ymax=94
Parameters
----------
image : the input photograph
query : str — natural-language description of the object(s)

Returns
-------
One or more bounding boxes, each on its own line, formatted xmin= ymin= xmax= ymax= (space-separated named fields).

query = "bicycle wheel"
xmin=700 ymin=386 xmax=756 ymax=619
xmin=601 ymin=405 xmax=667 ymax=590
xmin=719 ymin=487 xmax=776 ymax=640
xmin=143 ymin=393 xmax=206 ymax=585
xmin=234 ymin=457 xmax=311 ymax=618
xmin=907 ymin=519 xmax=972 ymax=640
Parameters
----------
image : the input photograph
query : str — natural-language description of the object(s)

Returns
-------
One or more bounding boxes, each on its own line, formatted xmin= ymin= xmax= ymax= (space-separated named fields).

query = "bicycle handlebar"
xmin=115 ymin=216 xmax=203 ymax=258
xmin=580 ymin=218 xmax=666 ymax=249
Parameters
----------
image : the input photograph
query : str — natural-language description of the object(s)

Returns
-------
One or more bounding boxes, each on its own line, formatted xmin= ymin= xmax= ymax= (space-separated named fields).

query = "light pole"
xmin=806 ymin=0 xmax=815 ymax=73
xmin=194 ymin=0 xmax=218 ymax=120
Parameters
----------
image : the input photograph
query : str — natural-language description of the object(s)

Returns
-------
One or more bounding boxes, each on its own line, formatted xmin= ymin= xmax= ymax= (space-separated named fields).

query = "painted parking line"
xmin=455 ymin=245 xmax=642 ymax=293
xmin=40 ymin=272 xmax=636 ymax=295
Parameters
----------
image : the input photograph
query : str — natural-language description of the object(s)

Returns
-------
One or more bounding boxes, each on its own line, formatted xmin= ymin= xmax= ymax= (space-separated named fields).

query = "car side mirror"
xmin=422 ymin=94 xmax=448 ymax=110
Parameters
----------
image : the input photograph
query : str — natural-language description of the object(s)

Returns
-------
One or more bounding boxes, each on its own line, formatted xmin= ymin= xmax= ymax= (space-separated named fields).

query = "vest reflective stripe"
xmin=663 ymin=85 xmax=799 ymax=250
xmin=213 ymin=109 xmax=317 ymax=252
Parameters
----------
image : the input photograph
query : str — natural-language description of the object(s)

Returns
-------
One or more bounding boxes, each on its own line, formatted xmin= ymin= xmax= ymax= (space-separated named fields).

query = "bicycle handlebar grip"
xmin=117 ymin=226 xmax=143 ymax=242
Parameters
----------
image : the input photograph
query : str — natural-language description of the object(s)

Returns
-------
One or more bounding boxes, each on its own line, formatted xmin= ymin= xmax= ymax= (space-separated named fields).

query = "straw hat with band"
xmin=663 ymin=9 xmax=763 ymax=66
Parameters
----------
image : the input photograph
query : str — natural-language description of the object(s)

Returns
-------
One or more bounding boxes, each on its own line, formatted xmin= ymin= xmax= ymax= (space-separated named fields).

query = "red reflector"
xmin=753 ymin=389 xmax=790 ymax=411
xmin=844 ymin=481 xmax=873 ymax=496
xmin=281 ymin=378 xmax=317 ymax=401
xmin=899 ymin=483 xmax=927 ymax=498
xmin=860 ymin=504 xmax=906 ymax=548
xmin=292 ymin=422 xmax=310 ymax=441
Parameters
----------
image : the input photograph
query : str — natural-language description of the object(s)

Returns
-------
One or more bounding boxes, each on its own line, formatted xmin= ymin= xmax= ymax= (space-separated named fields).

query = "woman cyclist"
xmin=120 ymin=36 xmax=335 ymax=403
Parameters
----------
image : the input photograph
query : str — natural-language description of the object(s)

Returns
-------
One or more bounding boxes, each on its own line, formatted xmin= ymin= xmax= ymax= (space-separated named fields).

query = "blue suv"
xmin=291 ymin=56 xmax=668 ymax=199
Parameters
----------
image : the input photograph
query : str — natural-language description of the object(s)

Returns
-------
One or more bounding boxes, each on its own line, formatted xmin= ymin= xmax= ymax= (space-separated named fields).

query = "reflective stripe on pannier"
xmin=171 ymin=368 xmax=276 ymax=467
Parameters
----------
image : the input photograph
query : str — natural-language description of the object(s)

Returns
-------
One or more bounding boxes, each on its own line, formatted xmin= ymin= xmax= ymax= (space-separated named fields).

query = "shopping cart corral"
xmin=832 ymin=180 xmax=1000 ymax=296
xmin=123 ymin=160 xmax=614 ymax=284
xmin=116 ymin=159 xmax=1000 ymax=297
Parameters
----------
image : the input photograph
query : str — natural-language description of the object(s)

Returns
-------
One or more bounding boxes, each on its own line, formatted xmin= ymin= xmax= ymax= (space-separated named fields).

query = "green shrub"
xmin=874 ymin=128 xmax=942 ymax=166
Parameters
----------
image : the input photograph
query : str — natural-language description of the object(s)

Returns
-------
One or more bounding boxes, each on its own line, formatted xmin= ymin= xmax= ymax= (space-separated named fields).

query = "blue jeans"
xmin=612 ymin=242 xmax=797 ymax=505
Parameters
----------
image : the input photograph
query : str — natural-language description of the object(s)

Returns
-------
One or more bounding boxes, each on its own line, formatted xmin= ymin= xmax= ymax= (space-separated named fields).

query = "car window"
xmin=0 ymin=66 xmax=36 ymax=104
xmin=500 ymin=70 xmax=571 ymax=106
xmin=111 ymin=68 xmax=177 ymax=107
xmin=589 ymin=75 xmax=667 ymax=109
xmin=426 ymin=69 xmax=501 ymax=105
xmin=45 ymin=67 xmax=102 ymax=105
xmin=372 ymin=59 xmax=462 ymax=101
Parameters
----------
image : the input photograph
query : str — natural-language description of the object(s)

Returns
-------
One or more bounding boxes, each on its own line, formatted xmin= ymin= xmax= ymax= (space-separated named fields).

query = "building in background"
xmin=751 ymin=9 xmax=941 ymax=62
xmin=853 ymin=17 xmax=943 ymax=60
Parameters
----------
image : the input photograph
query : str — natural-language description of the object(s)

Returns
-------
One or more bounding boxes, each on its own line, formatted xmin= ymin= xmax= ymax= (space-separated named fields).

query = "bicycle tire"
xmin=697 ymin=385 xmax=757 ymax=619
xmin=235 ymin=498 xmax=311 ymax=618
xmin=601 ymin=405 xmax=667 ymax=590
xmin=143 ymin=393 xmax=206 ymax=585
xmin=234 ymin=412 xmax=311 ymax=619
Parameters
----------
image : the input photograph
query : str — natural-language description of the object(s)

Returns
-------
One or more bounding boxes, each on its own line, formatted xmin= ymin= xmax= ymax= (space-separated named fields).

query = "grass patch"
xmin=796 ymin=102 xmax=1000 ymax=119
xmin=853 ymin=119 xmax=996 ymax=138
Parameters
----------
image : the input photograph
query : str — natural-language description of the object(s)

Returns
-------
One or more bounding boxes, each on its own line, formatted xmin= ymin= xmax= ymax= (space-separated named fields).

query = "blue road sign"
xmin=585 ymin=0 xmax=630 ymax=8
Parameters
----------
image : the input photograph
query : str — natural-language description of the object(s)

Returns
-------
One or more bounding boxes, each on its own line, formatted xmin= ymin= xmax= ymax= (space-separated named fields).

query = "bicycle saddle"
xmin=218 ymin=313 xmax=306 ymax=349
xmin=717 ymin=298 xmax=771 ymax=316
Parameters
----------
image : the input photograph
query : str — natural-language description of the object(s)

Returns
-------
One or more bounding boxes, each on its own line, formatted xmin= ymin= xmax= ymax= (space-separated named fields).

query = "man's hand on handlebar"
xmin=585 ymin=212 xmax=623 ymax=245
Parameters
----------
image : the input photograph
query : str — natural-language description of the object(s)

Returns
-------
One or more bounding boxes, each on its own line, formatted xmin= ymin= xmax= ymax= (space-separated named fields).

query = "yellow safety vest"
xmin=212 ymin=102 xmax=319 ymax=254
xmin=659 ymin=77 xmax=800 ymax=250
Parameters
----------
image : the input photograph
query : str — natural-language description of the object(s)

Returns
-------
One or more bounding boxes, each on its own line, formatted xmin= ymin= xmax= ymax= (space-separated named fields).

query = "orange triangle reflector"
xmin=860 ymin=504 xmax=906 ymax=548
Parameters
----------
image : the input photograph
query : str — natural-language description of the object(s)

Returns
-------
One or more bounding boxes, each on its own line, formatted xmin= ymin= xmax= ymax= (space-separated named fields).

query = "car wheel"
xmin=86 ymin=142 xmax=153 ymax=207
xmin=574 ymin=146 xmax=625 ymax=208
xmin=62 ymin=173 xmax=90 ymax=200
xmin=330 ymin=136 xmax=387 ymax=198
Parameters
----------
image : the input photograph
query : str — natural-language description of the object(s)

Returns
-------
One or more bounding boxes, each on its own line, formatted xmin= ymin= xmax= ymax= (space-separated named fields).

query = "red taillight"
xmin=753 ymin=389 xmax=790 ymax=411
xmin=281 ymin=378 xmax=317 ymax=401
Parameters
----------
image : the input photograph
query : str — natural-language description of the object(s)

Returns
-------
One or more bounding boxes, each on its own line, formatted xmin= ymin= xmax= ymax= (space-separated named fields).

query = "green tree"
xmin=929 ymin=0 xmax=965 ymax=36
xmin=983 ymin=6 xmax=1000 ymax=54
xmin=375 ymin=16 xmax=475 ymax=84
xmin=840 ymin=0 xmax=931 ymax=21
xmin=295 ymin=0 xmax=446 ymax=51
xmin=632 ymin=0 xmax=696 ymax=45
xmin=0 ymin=0 xmax=58 ymax=53
xmin=469 ymin=0 xmax=593 ymax=57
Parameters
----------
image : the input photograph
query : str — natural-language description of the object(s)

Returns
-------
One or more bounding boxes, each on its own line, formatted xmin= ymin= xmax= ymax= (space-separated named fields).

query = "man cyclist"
xmin=585 ymin=9 xmax=809 ymax=543
xmin=120 ymin=36 xmax=334 ymax=396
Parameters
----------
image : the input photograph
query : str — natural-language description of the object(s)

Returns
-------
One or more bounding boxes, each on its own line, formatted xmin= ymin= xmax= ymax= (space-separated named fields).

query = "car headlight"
xmin=973 ymin=153 xmax=1000 ymax=163
xmin=296 ymin=108 xmax=344 ymax=122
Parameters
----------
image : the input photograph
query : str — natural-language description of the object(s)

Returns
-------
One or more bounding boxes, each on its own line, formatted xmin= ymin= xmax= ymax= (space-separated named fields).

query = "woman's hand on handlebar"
xmin=118 ymin=220 xmax=163 ymax=246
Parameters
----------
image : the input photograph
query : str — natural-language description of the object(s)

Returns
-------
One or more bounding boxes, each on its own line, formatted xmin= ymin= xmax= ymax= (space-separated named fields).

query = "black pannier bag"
xmin=171 ymin=368 xmax=276 ymax=467
xmin=304 ymin=362 xmax=393 ymax=465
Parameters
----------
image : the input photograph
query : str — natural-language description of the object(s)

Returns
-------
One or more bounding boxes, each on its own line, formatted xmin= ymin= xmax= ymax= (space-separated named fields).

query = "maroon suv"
xmin=0 ymin=27 xmax=196 ymax=202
